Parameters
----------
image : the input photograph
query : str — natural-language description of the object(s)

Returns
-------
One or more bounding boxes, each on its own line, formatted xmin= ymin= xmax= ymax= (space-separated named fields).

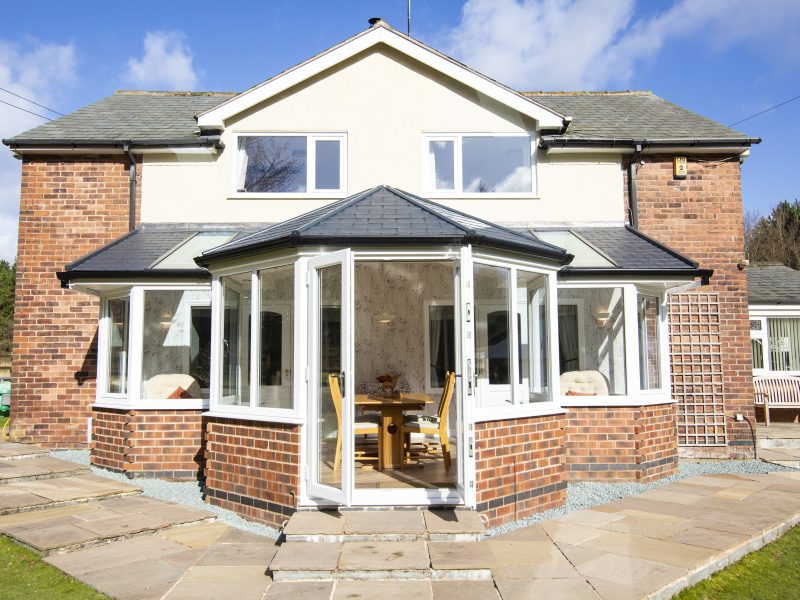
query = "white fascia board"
xmin=750 ymin=304 xmax=800 ymax=316
xmin=196 ymin=26 xmax=565 ymax=131
xmin=13 ymin=147 xmax=218 ymax=157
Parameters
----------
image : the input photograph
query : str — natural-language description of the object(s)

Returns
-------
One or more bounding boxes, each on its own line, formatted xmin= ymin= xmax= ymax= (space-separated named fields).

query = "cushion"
xmin=565 ymin=390 xmax=597 ymax=397
xmin=559 ymin=370 xmax=609 ymax=396
xmin=166 ymin=386 xmax=193 ymax=399
xmin=144 ymin=374 xmax=202 ymax=400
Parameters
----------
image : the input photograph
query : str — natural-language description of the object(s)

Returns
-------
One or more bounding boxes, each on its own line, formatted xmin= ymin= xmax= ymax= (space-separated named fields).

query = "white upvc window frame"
xmin=231 ymin=132 xmax=347 ymax=198
xmin=421 ymin=132 xmax=538 ymax=198
xmin=749 ymin=315 xmax=768 ymax=375
xmin=207 ymin=256 xmax=304 ymax=424
xmin=95 ymin=283 xmax=212 ymax=411
xmin=470 ymin=252 xmax=562 ymax=423
xmin=748 ymin=306 xmax=800 ymax=375
xmin=557 ymin=281 xmax=672 ymax=407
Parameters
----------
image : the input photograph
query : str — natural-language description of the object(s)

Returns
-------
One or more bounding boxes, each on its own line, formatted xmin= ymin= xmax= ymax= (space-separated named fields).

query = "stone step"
xmin=0 ymin=441 xmax=50 ymax=462
xmin=268 ymin=540 xmax=493 ymax=582
xmin=0 ymin=456 xmax=89 ymax=484
xmin=0 ymin=494 xmax=217 ymax=556
xmin=0 ymin=473 xmax=142 ymax=515
xmin=282 ymin=509 xmax=485 ymax=543
xmin=758 ymin=447 xmax=800 ymax=470
xmin=759 ymin=437 xmax=800 ymax=449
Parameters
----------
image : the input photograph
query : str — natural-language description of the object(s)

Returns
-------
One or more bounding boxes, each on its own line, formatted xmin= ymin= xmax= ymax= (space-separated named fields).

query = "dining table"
xmin=354 ymin=392 xmax=433 ymax=470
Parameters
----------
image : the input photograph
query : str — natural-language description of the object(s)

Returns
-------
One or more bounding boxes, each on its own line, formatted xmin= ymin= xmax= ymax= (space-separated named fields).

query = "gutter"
xmin=56 ymin=269 xmax=210 ymax=289
xmin=539 ymin=136 xmax=761 ymax=149
xmin=2 ymin=137 xmax=224 ymax=150
xmin=559 ymin=267 xmax=713 ymax=285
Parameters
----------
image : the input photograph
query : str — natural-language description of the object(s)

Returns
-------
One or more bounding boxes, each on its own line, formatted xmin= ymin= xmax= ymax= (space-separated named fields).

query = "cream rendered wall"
xmin=140 ymin=45 xmax=624 ymax=225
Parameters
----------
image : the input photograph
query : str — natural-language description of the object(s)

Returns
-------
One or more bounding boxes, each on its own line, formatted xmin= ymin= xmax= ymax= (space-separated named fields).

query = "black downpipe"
xmin=123 ymin=143 xmax=136 ymax=231
xmin=628 ymin=145 xmax=642 ymax=229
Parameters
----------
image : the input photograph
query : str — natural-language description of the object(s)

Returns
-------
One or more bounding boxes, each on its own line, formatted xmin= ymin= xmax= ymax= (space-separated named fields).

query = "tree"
xmin=0 ymin=261 xmax=14 ymax=358
xmin=745 ymin=200 xmax=800 ymax=269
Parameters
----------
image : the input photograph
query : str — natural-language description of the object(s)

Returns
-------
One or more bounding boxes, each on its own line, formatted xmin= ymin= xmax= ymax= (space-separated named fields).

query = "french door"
xmin=305 ymin=250 xmax=353 ymax=504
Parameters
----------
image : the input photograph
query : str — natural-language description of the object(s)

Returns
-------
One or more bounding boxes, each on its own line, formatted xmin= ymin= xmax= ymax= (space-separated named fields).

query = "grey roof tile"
xmin=747 ymin=265 xmax=800 ymax=304
xmin=566 ymin=227 xmax=696 ymax=270
xmin=526 ymin=91 xmax=749 ymax=141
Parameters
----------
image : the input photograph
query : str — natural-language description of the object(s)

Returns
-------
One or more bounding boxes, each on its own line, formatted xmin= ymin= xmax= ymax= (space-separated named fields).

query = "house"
xmin=2 ymin=20 xmax=759 ymax=527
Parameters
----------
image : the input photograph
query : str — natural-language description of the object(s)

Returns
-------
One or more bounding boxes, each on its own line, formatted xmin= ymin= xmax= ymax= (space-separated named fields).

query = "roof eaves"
xmin=3 ymin=136 xmax=222 ymax=149
xmin=539 ymin=136 xmax=761 ymax=148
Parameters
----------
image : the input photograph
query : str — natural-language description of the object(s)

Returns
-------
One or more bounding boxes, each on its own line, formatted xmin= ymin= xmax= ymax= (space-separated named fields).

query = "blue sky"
xmin=0 ymin=0 xmax=798 ymax=261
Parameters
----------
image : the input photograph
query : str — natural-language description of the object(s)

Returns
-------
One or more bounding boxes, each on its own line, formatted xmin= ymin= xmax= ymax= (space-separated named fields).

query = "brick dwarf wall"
xmin=12 ymin=156 xmax=141 ymax=448
xmin=474 ymin=414 xmax=566 ymax=527
xmin=204 ymin=418 xmax=301 ymax=527
xmin=564 ymin=403 xmax=678 ymax=482
xmin=91 ymin=408 xmax=205 ymax=479
xmin=632 ymin=154 xmax=754 ymax=457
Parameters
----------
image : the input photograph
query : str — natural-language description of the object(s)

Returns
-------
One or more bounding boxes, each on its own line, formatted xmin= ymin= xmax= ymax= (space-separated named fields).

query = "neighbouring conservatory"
xmin=61 ymin=186 xmax=709 ymax=526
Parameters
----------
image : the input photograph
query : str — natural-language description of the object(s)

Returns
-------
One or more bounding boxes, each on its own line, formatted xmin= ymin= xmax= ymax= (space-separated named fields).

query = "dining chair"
xmin=403 ymin=370 xmax=456 ymax=470
xmin=328 ymin=374 xmax=379 ymax=471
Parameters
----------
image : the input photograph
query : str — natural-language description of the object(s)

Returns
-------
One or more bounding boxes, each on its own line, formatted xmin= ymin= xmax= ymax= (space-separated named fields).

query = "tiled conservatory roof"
xmin=747 ymin=264 xmax=800 ymax=305
xmin=197 ymin=186 xmax=572 ymax=265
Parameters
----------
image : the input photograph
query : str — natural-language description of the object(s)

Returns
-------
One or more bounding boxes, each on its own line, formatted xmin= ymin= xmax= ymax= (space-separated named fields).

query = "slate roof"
xmin=4 ymin=89 xmax=754 ymax=149
xmin=747 ymin=265 xmax=800 ymax=305
xmin=198 ymin=186 xmax=572 ymax=265
xmin=527 ymin=91 xmax=754 ymax=143
xmin=4 ymin=92 xmax=235 ymax=146
xmin=60 ymin=224 xmax=262 ymax=280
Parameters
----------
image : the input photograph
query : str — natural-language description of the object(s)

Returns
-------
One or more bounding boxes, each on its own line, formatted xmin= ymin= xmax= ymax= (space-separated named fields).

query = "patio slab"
xmin=0 ymin=473 xmax=141 ymax=514
xmin=0 ymin=441 xmax=49 ymax=461
xmin=0 ymin=456 xmax=89 ymax=483
xmin=338 ymin=540 xmax=430 ymax=571
xmin=343 ymin=510 xmax=426 ymax=536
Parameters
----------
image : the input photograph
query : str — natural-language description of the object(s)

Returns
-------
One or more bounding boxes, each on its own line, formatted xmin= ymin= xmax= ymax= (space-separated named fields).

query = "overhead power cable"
xmin=0 ymin=98 xmax=52 ymax=121
xmin=0 ymin=86 xmax=64 ymax=116
xmin=728 ymin=93 xmax=800 ymax=127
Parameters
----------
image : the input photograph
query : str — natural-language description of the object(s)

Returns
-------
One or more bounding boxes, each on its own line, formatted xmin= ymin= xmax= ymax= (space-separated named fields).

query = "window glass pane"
xmin=259 ymin=265 xmax=294 ymax=409
xmin=106 ymin=298 xmax=129 ymax=394
xmin=638 ymin=295 xmax=661 ymax=390
xmin=517 ymin=271 xmax=549 ymax=402
xmin=237 ymin=136 xmax=307 ymax=193
xmin=428 ymin=305 xmax=455 ymax=389
xmin=474 ymin=263 xmax=511 ymax=406
xmin=752 ymin=338 xmax=764 ymax=369
xmin=462 ymin=136 xmax=531 ymax=193
xmin=557 ymin=288 xmax=627 ymax=395
xmin=221 ymin=275 xmax=251 ymax=405
xmin=141 ymin=290 xmax=212 ymax=400
xmin=315 ymin=140 xmax=340 ymax=190
xmin=429 ymin=140 xmax=455 ymax=190
xmin=768 ymin=317 xmax=800 ymax=371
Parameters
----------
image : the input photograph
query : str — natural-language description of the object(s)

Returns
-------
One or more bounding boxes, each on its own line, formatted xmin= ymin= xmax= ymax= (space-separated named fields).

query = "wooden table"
xmin=355 ymin=393 xmax=433 ymax=469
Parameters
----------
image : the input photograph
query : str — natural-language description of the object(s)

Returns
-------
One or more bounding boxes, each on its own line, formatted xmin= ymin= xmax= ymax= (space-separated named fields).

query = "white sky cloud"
xmin=124 ymin=31 xmax=199 ymax=90
xmin=444 ymin=0 xmax=800 ymax=90
xmin=0 ymin=39 xmax=77 ymax=262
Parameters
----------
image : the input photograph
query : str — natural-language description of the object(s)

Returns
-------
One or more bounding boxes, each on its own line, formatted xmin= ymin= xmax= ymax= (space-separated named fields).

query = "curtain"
xmin=236 ymin=142 xmax=249 ymax=191
xmin=768 ymin=317 xmax=800 ymax=371
xmin=558 ymin=305 xmax=579 ymax=373
xmin=429 ymin=306 xmax=443 ymax=388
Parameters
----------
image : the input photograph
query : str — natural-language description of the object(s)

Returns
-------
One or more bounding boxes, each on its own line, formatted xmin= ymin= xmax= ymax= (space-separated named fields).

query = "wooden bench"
xmin=753 ymin=374 xmax=800 ymax=426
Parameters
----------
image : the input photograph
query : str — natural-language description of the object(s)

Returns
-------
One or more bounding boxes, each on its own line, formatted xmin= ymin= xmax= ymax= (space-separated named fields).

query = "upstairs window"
xmin=236 ymin=134 xmax=345 ymax=195
xmin=425 ymin=134 xmax=534 ymax=195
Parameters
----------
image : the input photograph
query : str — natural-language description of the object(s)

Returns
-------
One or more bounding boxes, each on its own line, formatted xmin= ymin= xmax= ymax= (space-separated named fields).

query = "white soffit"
xmin=196 ymin=24 xmax=566 ymax=131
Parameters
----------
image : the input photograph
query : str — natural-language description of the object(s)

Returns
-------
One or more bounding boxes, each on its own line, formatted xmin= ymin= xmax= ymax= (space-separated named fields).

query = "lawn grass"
xmin=0 ymin=535 xmax=110 ymax=599
xmin=675 ymin=525 xmax=800 ymax=600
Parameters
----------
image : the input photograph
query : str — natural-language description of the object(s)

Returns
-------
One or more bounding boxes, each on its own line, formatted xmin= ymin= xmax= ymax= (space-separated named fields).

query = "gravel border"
xmin=52 ymin=450 xmax=794 ymax=540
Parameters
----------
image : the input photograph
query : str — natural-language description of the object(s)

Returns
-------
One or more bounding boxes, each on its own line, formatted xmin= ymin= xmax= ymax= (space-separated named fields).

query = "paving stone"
xmin=487 ymin=541 xmax=577 ymax=578
xmin=163 ymin=581 xmax=269 ymax=600
xmin=667 ymin=526 xmax=751 ymax=551
xmin=0 ymin=492 xmax=49 ymax=511
xmin=218 ymin=526 xmax=275 ymax=544
xmin=578 ymin=530 xmax=717 ymax=569
xmin=47 ymin=536 xmax=192 ymax=575
xmin=176 ymin=565 xmax=269 ymax=584
xmin=284 ymin=510 xmax=345 ymax=536
xmin=495 ymin=577 xmax=600 ymax=600
xmin=540 ymin=521 xmax=605 ymax=546
xmin=269 ymin=541 xmax=341 ymax=571
xmin=601 ymin=511 xmax=693 ymax=539
xmin=555 ymin=509 xmax=625 ymax=529
xmin=76 ymin=512 xmax=172 ymax=537
xmin=0 ymin=503 xmax=95 ymax=525
xmin=142 ymin=504 xmax=216 ymax=525
xmin=0 ymin=441 xmax=48 ymax=460
xmin=160 ymin=522 xmax=229 ymax=548
xmin=264 ymin=581 xmax=334 ymax=599
xmin=431 ymin=580 xmax=500 ymax=600
xmin=198 ymin=542 xmax=278 ymax=566
xmin=428 ymin=541 xmax=495 ymax=570
xmin=2 ymin=519 xmax=99 ymax=552
xmin=79 ymin=558 xmax=186 ymax=600
xmin=333 ymin=580 xmax=432 ymax=599
xmin=338 ymin=540 xmax=430 ymax=570
xmin=423 ymin=510 xmax=484 ymax=535
xmin=344 ymin=510 xmax=425 ymax=535
xmin=0 ymin=456 xmax=87 ymax=481
xmin=491 ymin=525 xmax=549 ymax=542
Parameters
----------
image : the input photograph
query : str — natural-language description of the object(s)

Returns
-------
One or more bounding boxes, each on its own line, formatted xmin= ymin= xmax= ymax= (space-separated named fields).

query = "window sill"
xmin=228 ymin=192 xmax=345 ymax=200
xmin=203 ymin=409 xmax=304 ymax=425
xmin=423 ymin=193 xmax=541 ymax=200
xmin=559 ymin=395 xmax=674 ymax=408
xmin=93 ymin=399 xmax=209 ymax=411
xmin=472 ymin=402 xmax=566 ymax=423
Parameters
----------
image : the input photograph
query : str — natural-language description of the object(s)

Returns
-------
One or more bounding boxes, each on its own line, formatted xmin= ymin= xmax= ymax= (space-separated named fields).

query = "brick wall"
xmin=564 ymin=403 xmax=678 ymax=482
xmin=633 ymin=155 xmax=754 ymax=457
xmin=91 ymin=407 xmax=204 ymax=479
xmin=204 ymin=417 xmax=301 ymax=527
xmin=474 ymin=414 xmax=566 ymax=527
xmin=13 ymin=156 xmax=140 ymax=448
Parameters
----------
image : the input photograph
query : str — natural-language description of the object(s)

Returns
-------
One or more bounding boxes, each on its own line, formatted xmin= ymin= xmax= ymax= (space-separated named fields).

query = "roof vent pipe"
xmin=368 ymin=17 xmax=382 ymax=27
